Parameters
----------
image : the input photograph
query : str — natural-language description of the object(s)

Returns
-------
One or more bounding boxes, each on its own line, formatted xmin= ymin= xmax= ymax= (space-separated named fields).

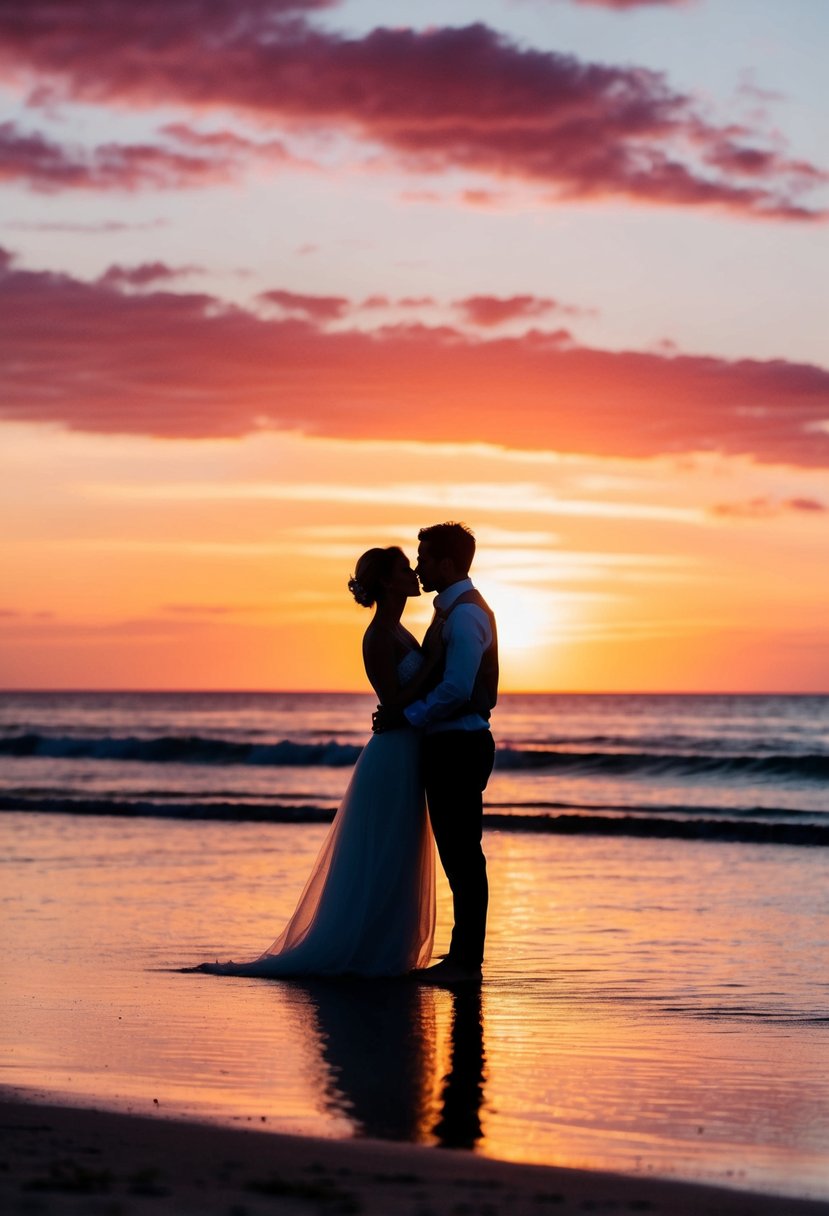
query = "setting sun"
xmin=477 ymin=579 xmax=563 ymax=657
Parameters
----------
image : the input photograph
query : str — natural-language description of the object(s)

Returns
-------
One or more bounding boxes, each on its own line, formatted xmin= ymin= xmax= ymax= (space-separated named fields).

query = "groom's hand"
xmin=372 ymin=705 xmax=406 ymax=733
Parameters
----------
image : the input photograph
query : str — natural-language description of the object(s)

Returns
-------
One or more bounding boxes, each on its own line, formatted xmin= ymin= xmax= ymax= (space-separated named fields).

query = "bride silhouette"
xmin=191 ymin=547 xmax=439 ymax=978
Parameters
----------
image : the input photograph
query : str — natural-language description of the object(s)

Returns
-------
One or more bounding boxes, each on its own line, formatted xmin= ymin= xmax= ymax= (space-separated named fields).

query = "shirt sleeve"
xmin=404 ymin=604 xmax=491 ymax=727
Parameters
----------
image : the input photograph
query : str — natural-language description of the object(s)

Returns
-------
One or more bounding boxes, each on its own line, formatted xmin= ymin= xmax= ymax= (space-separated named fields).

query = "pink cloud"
xmin=99 ymin=262 xmax=199 ymax=288
xmin=702 ymin=139 xmax=827 ymax=196
xmin=2 ymin=250 xmax=829 ymax=468
xmin=0 ymin=121 xmax=238 ymax=191
xmin=459 ymin=189 xmax=509 ymax=208
xmin=360 ymin=294 xmax=391 ymax=309
xmin=712 ymin=497 xmax=827 ymax=518
xmin=359 ymin=294 xmax=439 ymax=312
xmin=0 ymin=5 xmax=824 ymax=219
xmin=0 ymin=119 xmax=304 ymax=192
xmin=456 ymin=295 xmax=570 ymax=327
xmin=159 ymin=122 xmax=303 ymax=168
xmin=570 ymin=0 xmax=690 ymax=8
xmin=787 ymin=497 xmax=827 ymax=512
xmin=258 ymin=289 xmax=349 ymax=321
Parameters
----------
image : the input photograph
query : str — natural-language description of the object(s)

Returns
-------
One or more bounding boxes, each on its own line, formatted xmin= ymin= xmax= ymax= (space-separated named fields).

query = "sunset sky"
xmin=1 ymin=0 xmax=827 ymax=692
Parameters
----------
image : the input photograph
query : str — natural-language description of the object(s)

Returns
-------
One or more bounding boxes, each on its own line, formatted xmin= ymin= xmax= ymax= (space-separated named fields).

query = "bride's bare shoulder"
xmin=361 ymin=620 xmax=400 ymax=703
xmin=363 ymin=618 xmax=397 ymax=650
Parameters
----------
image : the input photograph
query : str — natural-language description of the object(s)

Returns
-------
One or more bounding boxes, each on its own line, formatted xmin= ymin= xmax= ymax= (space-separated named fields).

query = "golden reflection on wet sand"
xmin=2 ymin=812 xmax=828 ymax=1199
xmin=284 ymin=980 xmax=485 ymax=1150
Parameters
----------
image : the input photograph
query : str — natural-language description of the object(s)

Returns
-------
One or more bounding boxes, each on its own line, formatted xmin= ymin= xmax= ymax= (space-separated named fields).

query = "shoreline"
xmin=2 ymin=798 xmax=826 ymax=846
xmin=2 ymin=1095 xmax=827 ymax=1216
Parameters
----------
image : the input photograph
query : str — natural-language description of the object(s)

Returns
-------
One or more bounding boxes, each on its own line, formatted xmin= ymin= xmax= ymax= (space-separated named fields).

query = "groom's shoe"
xmin=411 ymin=958 xmax=482 ymax=985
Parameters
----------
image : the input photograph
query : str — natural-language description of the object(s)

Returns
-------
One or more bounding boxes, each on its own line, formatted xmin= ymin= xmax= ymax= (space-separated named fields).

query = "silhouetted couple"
xmin=193 ymin=522 xmax=498 ymax=985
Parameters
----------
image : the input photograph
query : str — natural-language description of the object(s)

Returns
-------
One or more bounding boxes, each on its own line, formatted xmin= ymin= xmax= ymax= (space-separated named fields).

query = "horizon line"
xmin=1 ymin=687 xmax=827 ymax=698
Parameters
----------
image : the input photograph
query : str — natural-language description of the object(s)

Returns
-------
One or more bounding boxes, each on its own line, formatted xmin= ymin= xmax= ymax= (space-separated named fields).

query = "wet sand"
xmin=4 ymin=813 xmax=829 ymax=1200
xmin=4 ymin=1096 xmax=828 ymax=1216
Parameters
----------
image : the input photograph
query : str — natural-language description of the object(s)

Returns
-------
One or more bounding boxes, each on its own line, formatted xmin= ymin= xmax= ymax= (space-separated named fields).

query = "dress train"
xmin=194 ymin=677 xmax=435 ymax=978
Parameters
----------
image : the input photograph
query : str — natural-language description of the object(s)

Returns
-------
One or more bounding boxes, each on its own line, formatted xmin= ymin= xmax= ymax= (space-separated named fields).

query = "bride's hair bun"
xmin=348 ymin=546 xmax=404 ymax=608
xmin=347 ymin=575 xmax=373 ymax=608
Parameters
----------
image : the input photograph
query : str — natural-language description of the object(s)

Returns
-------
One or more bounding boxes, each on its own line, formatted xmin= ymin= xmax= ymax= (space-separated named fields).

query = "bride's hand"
xmin=373 ymin=705 xmax=405 ymax=733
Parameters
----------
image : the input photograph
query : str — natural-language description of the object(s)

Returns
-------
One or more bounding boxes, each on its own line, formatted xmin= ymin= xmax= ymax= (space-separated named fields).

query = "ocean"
xmin=1 ymin=691 xmax=828 ymax=840
xmin=2 ymin=691 xmax=828 ymax=1199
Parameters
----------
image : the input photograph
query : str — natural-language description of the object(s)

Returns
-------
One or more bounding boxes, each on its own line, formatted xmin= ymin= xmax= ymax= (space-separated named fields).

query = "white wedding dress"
xmin=194 ymin=649 xmax=435 ymax=978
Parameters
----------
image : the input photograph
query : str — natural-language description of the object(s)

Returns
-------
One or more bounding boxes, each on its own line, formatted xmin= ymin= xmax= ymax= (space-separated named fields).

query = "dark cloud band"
xmin=1 ymin=250 xmax=828 ymax=468
xmin=0 ymin=3 xmax=824 ymax=219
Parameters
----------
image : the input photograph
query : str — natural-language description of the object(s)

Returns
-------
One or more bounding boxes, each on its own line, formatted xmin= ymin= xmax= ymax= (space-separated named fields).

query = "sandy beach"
xmin=4 ymin=1096 xmax=829 ymax=1216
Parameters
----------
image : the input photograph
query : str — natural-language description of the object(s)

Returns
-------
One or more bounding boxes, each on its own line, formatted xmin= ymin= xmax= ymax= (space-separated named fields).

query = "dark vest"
xmin=440 ymin=588 xmax=499 ymax=721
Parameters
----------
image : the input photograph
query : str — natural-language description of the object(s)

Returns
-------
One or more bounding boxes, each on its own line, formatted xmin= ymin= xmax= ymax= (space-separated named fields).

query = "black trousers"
xmin=423 ymin=729 xmax=496 ymax=968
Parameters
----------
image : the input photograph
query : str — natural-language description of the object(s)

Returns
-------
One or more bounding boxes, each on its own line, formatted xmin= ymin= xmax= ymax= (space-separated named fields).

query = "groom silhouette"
xmin=374 ymin=522 xmax=498 ymax=983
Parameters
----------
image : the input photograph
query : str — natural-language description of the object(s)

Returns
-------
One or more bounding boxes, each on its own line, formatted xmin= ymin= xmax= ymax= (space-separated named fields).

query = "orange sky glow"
xmin=1 ymin=0 xmax=827 ymax=692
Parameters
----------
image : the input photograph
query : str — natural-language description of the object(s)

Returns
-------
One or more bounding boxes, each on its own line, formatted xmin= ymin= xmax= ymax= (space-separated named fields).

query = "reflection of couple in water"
xmin=193 ymin=521 xmax=499 ymax=987
xmin=291 ymin=978 xmax=486 ymax=1150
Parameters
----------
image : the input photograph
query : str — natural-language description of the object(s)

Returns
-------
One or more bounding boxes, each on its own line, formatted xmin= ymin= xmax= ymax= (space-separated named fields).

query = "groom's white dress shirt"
xmin=403 ymin=578 xmax=492 ymax=734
